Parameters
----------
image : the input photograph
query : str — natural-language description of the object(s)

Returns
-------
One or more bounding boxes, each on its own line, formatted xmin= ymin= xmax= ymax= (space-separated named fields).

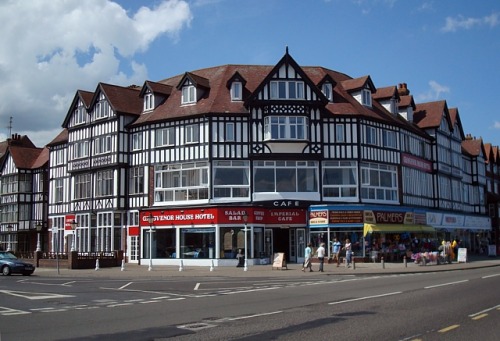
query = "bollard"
xmin=381 ymin=257 xmax=385 ymax=269
xmin=404 ymin=256 xmax=407 ymax=268
xmin=179 ymin=259 xmax=184 ymax=272
xmin=210 ymin=259 xmax=214 ymax=272
xmin=95 ymin=259 xmax=100 ymax=271
xmin=352 ymin=258 xmax=356 ymax=270
xmin=121 ymin=259 xmax=125 ymax=271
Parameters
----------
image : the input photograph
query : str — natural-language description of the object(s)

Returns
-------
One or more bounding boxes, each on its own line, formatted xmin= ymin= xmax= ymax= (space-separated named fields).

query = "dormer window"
xmin=231 ymin=81 xmax=242 ymax=101
xmin=181 ymin=85 xmax=196 ymax=104
xmin=322 ymin=83 xmax=333 ymax=102
xmin=362 ymin=89 xmax=372 ymax=107
xmin=144 ymin=93 xmax=154 ymax=111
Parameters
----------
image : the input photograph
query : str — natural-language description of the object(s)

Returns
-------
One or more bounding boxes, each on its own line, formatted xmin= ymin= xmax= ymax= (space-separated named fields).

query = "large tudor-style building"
xmin=1 ymin=50 xmax=499 ymax=266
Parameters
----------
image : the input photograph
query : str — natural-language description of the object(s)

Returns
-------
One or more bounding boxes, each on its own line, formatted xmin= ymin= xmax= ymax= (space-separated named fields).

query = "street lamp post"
xmin=35 ymin=222 xmax=43 ymax=252
xmin=6 ymin=225 xmax=13 ymax=252
xmin=242 ymin=213 xmax=249 ymax=272
xmin=69 ymin=219 xmax=78 ymax=252
xmin=146 ymin=213 xmax=155 ymax=271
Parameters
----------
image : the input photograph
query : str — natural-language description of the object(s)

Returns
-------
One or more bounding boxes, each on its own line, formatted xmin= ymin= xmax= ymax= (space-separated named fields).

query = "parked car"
xmin=0 ymin=251 xmax=35 ymax=276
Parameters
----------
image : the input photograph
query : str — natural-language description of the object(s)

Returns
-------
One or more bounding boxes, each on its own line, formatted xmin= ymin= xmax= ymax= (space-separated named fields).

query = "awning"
xmin=363 ymin=223 xmax=435 ymax=237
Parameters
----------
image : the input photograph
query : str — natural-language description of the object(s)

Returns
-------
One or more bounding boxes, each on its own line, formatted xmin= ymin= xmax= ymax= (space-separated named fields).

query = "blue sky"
xmin=0 ymin=0 xmax=499 ymax=149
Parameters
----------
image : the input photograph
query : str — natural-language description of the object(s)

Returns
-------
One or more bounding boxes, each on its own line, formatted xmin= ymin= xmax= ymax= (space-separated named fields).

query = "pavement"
xmin=31 ymin=255 xmax=500 ymax=279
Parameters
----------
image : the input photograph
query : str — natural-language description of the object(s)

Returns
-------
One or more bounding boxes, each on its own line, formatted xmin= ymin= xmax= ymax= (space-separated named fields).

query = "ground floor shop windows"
xmin=309 ymin=229 xmax=364 ymax=257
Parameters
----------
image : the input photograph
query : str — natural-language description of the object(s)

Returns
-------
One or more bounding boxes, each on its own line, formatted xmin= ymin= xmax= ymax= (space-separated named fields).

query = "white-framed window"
xmin=73 ymin=141 xmax=89 ymax=159
xmin=95 ymin=135 xmax=112 ymax=154
xmin=1 ymin=175 xmax=16 ymax=194
xmin=144 ymin=93 xmax=154 ymax=111
xmin=54 ymin=179 xmax=64 ymax=203
xmin=213 ymin=160 xmax=250 ymax=199
xmin=335 ymin=124 xmax=345 ymax=143
xmin=18 ymin=174 xmax=31 ymax=193
xmin=231 ymin=82 xmax=242 ymax=101
xmin=225 ymin=122 xmax=235 ymax=142
xmin=154 ymin=162 xmax=209 ymax=203
xmin=360 ymin=162 xmax=398 ymax=202
xmin=264 ymin=116 xmax=308 ymax=140
xmin=74 ymin=102 xmax=87 ymax=125
xmin=361 ymin=89 xmax=372 ymax=107
xmin=54 ymin=149 xmax=65 ymax=165
xmin=155 ymin=127 xmax=175 ymax=147
xmin=254 ymin=160 xmax=318 ymax=193
xmin=181 ymin=85 xmax=196 ymax=104
xmin=74 ymin=173 xmax=91 ymax=199
xmin=270 ymin=81 xmax=304 ymax=99
xmin=382 ymin=130 xmax=397 ymax=149
xmin=132 ymin=133 xmax=143 ymax=151
xmin=94 ymin=95 xmax=111 ymax=119
xmin=322 ymin=83 xmax=333 ymax=101
xmin=323 ymin=161 xmax=358 ymax=200
xmin=185 ymin=124 xmax=199 ymax=144
xmin=365 ymin=126 xmax=377 ymax=145
xmin=96 ymin=170 xmax=114 ymax=197
xmin=129 ymin=166 xmax=144 ymax=194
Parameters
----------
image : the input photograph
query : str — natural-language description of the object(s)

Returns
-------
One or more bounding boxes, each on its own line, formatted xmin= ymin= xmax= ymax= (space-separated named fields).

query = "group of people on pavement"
xmin=301 ymin=237 xmax=353 ymax=272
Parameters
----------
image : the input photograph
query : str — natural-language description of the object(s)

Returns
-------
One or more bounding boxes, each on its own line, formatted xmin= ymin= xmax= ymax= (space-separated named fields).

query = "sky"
xmin=0 ymin=0 xmax=499 ymax=149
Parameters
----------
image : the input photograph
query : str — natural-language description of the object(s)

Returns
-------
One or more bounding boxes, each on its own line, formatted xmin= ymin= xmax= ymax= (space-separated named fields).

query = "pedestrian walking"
xmin=344 ymin=238 xmax=353 ymax=268
xmin=317 ymin=243 xmax=326 ymax=272
xmin=302 ymin=243 xmax=313 ymax=272
xmin=330 ymin=237 xmax=342 ymax=267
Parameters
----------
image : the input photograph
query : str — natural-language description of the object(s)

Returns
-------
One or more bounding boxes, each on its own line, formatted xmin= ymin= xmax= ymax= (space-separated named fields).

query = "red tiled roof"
xmin=414 ymin=100 xmax=449 ymax=129
xmin=47 ymin=129 xmax=68 ymax=146
xmin=8 ymin=146 xmax=45 ymax=169
xmin=373 ymin=86 xmax=399 ymax=101
xmin=462 ymin=138 xmax=483 ymax=157
xmin=97 ymin=83 xmax=142 ymax=116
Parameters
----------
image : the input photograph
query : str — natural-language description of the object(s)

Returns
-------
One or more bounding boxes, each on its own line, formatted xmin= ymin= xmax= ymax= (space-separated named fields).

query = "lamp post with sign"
xmin=242 ymin=213 xmax=248 ymax=271
xmin=146 ymin=213 xmax=155 ymax=271
xmin=6 ymin=225 xmax=13 ymax=252
xmin=69 ymin=219 xmax=78 ymax=252
xmin=35 ymin=222 xmax=43 ymax=252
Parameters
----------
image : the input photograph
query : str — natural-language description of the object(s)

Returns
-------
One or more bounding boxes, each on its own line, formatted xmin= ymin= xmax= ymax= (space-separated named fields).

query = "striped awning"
xmin=363 ymin=223 xmax=435 ymax=237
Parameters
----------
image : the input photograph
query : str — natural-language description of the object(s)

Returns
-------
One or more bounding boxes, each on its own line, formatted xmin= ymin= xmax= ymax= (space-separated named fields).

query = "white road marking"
xmin=0 ymin=290 xmax=74 ymax=300
xmin=328 ymin=291 xmax=402 ymax=305
xmin=469 ymin=304 xmax=500 ymax=317
xmin=424 ymin=280 xmax=468 ymax=289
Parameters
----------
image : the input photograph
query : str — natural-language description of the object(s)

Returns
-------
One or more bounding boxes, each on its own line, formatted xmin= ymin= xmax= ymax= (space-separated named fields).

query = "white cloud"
xmin=416 ymin=80 xmax=450 ymax=102
xmin=0 ymin=0 xmax=192 ymax=147
xmin=494 ymin=121 xmax=500 ymax=129
xmin=442 ymin=12 xmax=500 ymax=32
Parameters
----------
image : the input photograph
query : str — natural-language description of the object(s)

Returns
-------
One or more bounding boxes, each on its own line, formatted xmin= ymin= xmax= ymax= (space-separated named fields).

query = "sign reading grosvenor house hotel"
xmin=130 ymin=207 xmax=307 ymax=235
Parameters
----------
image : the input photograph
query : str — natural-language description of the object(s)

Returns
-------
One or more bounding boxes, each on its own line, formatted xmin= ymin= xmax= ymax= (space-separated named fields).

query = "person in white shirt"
xmin=317 ymin=243 xmax=326 ymax=272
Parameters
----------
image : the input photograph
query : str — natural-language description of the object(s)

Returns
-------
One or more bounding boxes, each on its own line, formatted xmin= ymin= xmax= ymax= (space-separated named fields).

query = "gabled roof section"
xmin=399 ymin=95 xmax=415 ymax=109
xmin=372 ymin=86 xmax=399 ymax=101
xmin=341 ymin=75 xmax=376 ymax=93
xmin=493 ymin=146 xmax=499 ymax=163
xmin=462 ymin=137 xmax=485 ymax=158
xmin=226 ymin=71 xmax=247 ymax=89
xmin=414 ymin=100 xmax=452 ymax=131
xmin=484 ymin=143 xmax=492 ymax=164
xmin=245 ymin=49 xmax=328 ymax=105
xmin=317 ymin=74 xmax=337 ymax=88
xmin=62 ymin=90 xmax=93 ymax=127
xmin=5 ymin=146 xmax=45 ymax=169
xmin=176 ymin=72 xmax=210 ymax=90
xmin=448 ymin=107 xmax=465 ymax=139
xmin=90 ymin=83 xmax=142 ymax=116
xmin=139 ymin=81 xmax=173 ymax=97
xmin=47 ymin=129 xmax=68 ymax=147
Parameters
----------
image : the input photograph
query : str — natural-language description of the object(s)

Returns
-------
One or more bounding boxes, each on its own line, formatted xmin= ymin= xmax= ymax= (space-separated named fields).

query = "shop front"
xmin=309 ymin=205 xmax=437 ymax=262
xmin=426 ymin=211 xmax=492 ymax=255
xmin=137 ymin=206 xmax=307 ymax=267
